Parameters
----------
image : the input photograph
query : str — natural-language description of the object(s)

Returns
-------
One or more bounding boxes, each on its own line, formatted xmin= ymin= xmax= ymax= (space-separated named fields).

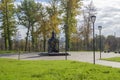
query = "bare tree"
xmin=81 ymin=1 xmax=96 ymax=50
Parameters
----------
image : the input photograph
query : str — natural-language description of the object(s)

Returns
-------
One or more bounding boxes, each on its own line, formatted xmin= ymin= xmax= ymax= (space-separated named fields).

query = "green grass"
xmin=0 ymin=50 xmax=26 ymax=54
xmin=0 ymin=50 xmax=17 ymax=54
xmin=0 ymin=58 xmax=120 ymax=80
xmin=102 ymin=57 xmax=120 ymax=62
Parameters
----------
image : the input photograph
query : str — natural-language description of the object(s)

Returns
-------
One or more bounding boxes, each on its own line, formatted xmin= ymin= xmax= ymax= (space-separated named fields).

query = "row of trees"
xmin=0 ymin=0 xmax=83 ymax=51
xmin=70 ymin=35 xmax=120 ymax=51
xmin=0 ymin=0 xmax=119 ymax=52
xmin=0 ymin=33 xmax=119 ymax=52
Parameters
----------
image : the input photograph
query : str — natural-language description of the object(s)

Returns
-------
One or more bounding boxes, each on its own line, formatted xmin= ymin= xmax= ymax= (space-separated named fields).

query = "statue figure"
xmin=48 ymin=31 xmax=59 ymax=53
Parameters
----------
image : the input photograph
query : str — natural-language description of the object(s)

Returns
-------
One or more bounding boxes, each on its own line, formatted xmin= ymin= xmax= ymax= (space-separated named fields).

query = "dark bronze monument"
xmin=39 ymin=31 xmax=69 ymax=56
xmin=48 ymin=31 xmax=59 ymax=53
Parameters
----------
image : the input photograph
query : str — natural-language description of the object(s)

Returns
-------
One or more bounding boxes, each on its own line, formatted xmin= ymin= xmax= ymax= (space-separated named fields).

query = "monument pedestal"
xmin=39 ymin=52 xmax=70 ymax=56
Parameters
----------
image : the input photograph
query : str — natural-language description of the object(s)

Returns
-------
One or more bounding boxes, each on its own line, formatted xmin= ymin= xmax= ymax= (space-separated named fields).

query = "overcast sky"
xmin=15 ymin=0 xmax=120 ymax=38
xmin=84 ymin=0 xmax=120 ymax=37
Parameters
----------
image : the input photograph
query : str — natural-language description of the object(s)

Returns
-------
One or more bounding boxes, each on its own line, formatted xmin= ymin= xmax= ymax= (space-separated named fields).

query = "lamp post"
xmin=98 ymin=26 xmax=102 ymax=59
xmin=64 ymin=24 xmax=68 ymax=60
xmin=17 ymin=31 xmax=21 ymax=60
xmin=91 ymin=15 xmax=96 ymax=64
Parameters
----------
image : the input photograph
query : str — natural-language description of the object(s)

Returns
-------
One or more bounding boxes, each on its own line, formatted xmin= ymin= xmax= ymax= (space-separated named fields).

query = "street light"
xmin=91 ymin=15 xmax=96 ymax=64
xmin=17 ymin=31 xmax=21 ymax=60
xmin=64 ymin=24 xmax=68 ymax=60
xmin=98 ymin=26 xmax=102 ymax=59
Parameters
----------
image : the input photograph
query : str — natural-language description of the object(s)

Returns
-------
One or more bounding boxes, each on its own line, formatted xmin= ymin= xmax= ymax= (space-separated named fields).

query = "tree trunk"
xmin=4 ymin=34 xmax=8 ymax=50
xmin=31 ymin=25 xmax=35 ymax=51
xmin=43 ymin=36 xmax=46 ymax=52
xmin=7 ymin=26 xmax=12 ymax=50
xmin=25 ymin=33 xmax=28 ymax=51
xmin=25 ymin=23 xmax=30 ymax=51
xmin=4 ymin=1 xmax=12 ymax=50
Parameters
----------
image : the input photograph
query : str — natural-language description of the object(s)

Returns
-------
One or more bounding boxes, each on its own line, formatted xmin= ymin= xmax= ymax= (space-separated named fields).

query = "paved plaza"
xmin=0 ymin=52 xmax=120 ymax=68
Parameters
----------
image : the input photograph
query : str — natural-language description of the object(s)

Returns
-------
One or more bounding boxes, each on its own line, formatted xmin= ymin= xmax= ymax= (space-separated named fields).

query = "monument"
xmin=48 ymin=31 xmax=59 ymax=53
xmin=39 ymin=31 xmax=69 ymax=56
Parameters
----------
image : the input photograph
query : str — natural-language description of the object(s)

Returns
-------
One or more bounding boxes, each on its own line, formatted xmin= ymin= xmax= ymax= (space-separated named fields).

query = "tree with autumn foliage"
xmin=36 ymin=0 xmax=61 ymax=52
xmin=60 ymin=0 xmax=82 ymax=51
xmin=46 ymin=0 xmax=61 ymax=34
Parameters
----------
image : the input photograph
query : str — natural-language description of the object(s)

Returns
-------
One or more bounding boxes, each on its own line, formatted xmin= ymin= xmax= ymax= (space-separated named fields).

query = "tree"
xmin=35 ymin=3 xmax=51 ymax=52
xmin=36 ymin=0 xmax=61 ymax=52
xmin=81 ymin=1 xmax=96 ymax=50
xmin=105 ymin=35 xmax=117 ymax=51
xmin=47 ymin=0 xmax=61 ymax=34
xmin=116 ymin=37 xmax=120 ymax=51
xmin=0 ymin=0 xmax=16 ymax=50
xmin=60 ymin=0 xmax=82 ymax=51
xmin=70 ymin=33 xmax=81 ymax=51
xmin=16 ymin=0 xmax=40 ymax=51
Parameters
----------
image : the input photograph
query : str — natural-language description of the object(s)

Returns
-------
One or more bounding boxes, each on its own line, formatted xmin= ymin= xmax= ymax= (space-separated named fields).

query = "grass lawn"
xmin=0 ymin=50 xmax=26 ymax=54
xmin=0 ymin=58 xmax=120 ymax=80
xmin=0 ymin=50 xmax=18 ymax=54
xmin=102 ymin=57 xmax=120 ymax=62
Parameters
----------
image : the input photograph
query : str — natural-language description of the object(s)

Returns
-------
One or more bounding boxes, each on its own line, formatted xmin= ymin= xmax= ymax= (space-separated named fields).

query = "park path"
xmin=0 ymin=52 xmax=120 ymax=68
xmin=68 ymin=52 xmax=120 ymax=68
xmin=96 ymin=60 xmax=120 ymax=68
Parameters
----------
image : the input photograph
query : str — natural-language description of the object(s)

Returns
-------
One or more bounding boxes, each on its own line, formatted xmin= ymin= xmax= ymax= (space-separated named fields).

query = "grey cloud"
xmin=95 ymin=5 xmax=120 ymax=35
xmin=103 ymin=7 xmax=120 ymax=12
xmin=83 ymin=0 xmax=120 ymax=37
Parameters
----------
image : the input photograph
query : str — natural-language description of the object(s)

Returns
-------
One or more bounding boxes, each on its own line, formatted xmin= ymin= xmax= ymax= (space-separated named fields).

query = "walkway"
xmin=0 ymin=52 xmax=120 ymax=68
xmin=68 ymin=52 xmax=120 ymax=68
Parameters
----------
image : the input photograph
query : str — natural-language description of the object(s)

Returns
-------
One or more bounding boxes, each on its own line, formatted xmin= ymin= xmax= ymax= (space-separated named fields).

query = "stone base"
xmin=39 ymin=52 xmax=70 ymax=56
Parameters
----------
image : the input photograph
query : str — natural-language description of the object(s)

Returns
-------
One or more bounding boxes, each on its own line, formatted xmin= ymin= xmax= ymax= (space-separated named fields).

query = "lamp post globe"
xmin=91 ymin=15 xmax=96 ymax=23
xmin=98 ymin=26 xmax=102 ymax=31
